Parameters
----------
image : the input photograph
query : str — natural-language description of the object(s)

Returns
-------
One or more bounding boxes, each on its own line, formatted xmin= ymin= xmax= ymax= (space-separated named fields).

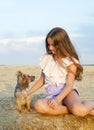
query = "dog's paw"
xmin=16 ymin=105 xmax=22 ymax=113
xmin=28 ymin=108 xmax=32 ymax=112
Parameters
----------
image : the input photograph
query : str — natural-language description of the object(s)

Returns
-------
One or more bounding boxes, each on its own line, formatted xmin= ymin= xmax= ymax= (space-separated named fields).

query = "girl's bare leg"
xmin=64 ymin=90 xmax=94 ymax=116
xmin=82 ymin=100 xmax=94 ymax=115
xmin=89 ymin=109 xmax=94 ymax=115
xmin=34 ymin=99 xmax=69 ymax=115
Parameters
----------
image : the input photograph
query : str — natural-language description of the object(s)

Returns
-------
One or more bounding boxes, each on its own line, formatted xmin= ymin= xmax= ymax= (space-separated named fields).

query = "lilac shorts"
xmin=43 ymin=83 xmax=79 ymax=105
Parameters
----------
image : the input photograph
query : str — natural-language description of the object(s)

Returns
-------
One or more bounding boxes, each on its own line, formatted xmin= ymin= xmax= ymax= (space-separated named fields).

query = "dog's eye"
xmin=27 ymin=75 xmax=30 ymax=78
xmin=22 ymin=75 xmax=25 ymax=78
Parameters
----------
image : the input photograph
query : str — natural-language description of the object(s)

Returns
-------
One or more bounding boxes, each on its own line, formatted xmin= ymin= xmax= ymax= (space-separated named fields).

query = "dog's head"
xmin=17 ymin=71 xmax=35 ymax=89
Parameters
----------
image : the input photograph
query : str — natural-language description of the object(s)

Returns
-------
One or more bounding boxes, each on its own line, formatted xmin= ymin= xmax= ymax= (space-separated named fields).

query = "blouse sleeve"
xmin=62 ymin=58 xmax=73 ymax=66
xmin=62 ymin=57 xmax=79 ymax=66
xmin=40 ymin=54 xmax=51 ymax=70
xmin=40 ymin=54 xmax=55 ymax=77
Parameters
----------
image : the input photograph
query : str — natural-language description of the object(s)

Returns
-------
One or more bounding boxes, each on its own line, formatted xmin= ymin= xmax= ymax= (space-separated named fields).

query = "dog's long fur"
xmin=14 ymin=71 xmax=35 ymax=112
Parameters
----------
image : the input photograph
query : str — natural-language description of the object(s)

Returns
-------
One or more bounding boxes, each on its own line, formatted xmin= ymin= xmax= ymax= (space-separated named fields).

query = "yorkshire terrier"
xmin=14 ymin=71 xmax=35 ymax=112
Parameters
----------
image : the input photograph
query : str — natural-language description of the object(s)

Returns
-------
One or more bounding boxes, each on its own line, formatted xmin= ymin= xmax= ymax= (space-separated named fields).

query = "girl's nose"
xmin=49 ymin=45 xmax=53 ymax=50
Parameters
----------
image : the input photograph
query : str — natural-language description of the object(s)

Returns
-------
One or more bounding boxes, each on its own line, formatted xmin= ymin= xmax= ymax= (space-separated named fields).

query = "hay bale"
xmin=0 ymin=97 xmax=94 ymax=130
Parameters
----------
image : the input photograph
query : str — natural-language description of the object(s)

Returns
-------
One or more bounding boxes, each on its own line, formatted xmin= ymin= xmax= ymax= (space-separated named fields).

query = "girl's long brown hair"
xmin=45 ymin=27 xmax=83 ymax=81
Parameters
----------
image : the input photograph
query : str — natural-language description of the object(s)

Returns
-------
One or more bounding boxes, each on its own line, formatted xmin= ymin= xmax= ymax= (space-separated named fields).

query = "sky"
xmin=0 ymin=0 xmax=94 ymax=65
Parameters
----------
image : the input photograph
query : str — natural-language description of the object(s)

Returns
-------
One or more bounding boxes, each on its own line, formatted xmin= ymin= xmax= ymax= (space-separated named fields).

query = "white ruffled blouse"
xmin=40 ymin=54 xmax=79 ymax=86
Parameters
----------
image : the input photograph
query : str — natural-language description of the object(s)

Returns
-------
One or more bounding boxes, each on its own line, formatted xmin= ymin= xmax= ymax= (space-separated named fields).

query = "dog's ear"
xmin=16 ymin=71 xmax=22 ymax=77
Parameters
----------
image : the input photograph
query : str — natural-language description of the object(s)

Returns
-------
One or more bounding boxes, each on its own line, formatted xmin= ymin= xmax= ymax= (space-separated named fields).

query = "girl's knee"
xmin=34 ymin=99 xmax=48 ymax=114
xmin=71 ymin=103 xmax=87 ymax=117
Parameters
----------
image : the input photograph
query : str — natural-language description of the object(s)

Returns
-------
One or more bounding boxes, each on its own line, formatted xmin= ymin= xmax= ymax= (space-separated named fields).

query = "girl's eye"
xmin=52 ymin=44 xmax=55 ymax=47
xmin=48 ymin=44 xmax=55 ymax=47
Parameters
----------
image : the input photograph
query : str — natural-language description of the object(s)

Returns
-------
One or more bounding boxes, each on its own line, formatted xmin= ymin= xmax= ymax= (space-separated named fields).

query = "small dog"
xmin=14 ymin=71 xmax=35 ymax=112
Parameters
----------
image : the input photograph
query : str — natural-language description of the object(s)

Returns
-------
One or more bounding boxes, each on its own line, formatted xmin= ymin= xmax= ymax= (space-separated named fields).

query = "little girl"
xmin=26 ymin=27 xmax=94 ymax=116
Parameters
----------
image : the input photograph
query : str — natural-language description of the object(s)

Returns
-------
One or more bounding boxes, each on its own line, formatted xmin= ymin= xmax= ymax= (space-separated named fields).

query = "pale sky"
xmin=0 ymin=0 xmax=94 ymax=65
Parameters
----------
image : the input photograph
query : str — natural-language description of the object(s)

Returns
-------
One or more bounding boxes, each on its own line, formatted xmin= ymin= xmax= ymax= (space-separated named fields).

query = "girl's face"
xmin=47 ymin=38 xmax=56 ymax=54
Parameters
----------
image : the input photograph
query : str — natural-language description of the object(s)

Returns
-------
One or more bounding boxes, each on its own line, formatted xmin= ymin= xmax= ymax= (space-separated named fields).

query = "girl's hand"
xmin=47 ymin=98 xmax=59 ymax=109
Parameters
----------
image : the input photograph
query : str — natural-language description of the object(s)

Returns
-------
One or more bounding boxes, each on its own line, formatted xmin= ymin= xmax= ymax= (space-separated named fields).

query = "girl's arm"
xmin=27 ymin=72 xmax=44 ymax=96
xmin=56 ymin=64 xmax=77 ymax=104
